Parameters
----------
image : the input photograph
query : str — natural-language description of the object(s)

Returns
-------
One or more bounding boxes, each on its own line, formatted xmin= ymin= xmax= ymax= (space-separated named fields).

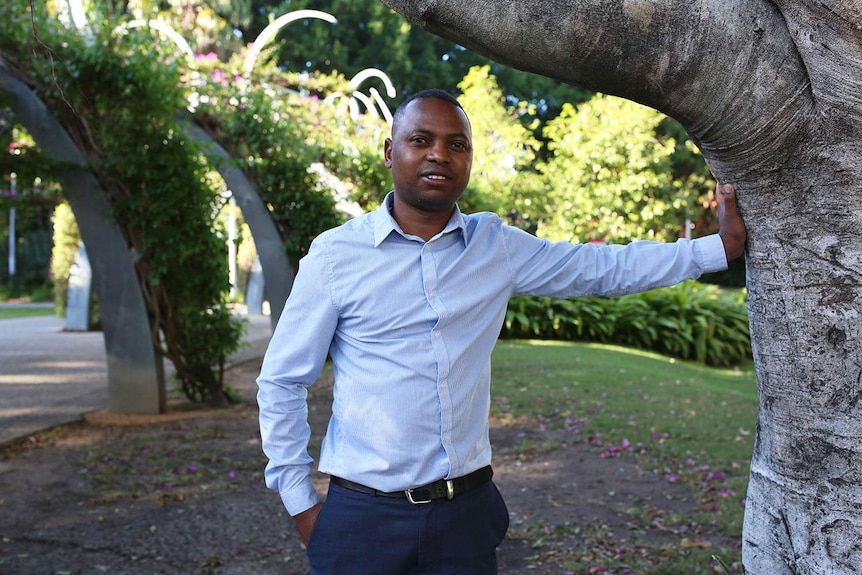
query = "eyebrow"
xmin=408 ymin=127 xmax=471 ymax=140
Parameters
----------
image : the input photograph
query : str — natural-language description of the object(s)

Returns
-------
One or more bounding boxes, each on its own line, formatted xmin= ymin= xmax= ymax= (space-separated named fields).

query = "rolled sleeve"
xmin=691 ymin=234 xmax=729 ymax=274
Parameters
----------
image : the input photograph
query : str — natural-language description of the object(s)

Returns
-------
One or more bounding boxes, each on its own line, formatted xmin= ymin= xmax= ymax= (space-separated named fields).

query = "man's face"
xmin=384 ymin=97 xmax=473 ymax=215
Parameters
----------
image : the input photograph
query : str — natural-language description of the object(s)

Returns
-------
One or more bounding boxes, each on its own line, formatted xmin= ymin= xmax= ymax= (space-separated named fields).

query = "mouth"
xmin=421 ymin=172 xmax=452 ymax=183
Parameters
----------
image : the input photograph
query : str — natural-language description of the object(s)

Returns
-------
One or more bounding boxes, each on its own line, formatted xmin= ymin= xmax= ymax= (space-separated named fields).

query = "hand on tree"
xmin=716 ymin=182 xmax=746 ymax=262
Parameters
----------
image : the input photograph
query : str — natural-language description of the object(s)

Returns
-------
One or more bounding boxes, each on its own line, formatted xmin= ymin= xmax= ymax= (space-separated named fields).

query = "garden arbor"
xmin=1 ymin=4 xmax=397 ymax=411
xmin=378 ymin=0 xmax=862 ymax=572
xmin=0 ymin=67 xmax=165 ymax=413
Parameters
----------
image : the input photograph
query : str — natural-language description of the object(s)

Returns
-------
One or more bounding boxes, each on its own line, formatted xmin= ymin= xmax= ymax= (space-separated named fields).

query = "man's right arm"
xmin=256 ymin=241 xmax=339 ymax=523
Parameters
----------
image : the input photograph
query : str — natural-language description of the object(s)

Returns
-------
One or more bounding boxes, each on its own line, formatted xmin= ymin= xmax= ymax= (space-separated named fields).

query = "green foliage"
xmin=241 ymin=0 xmax=591 ymax=117
xmin=190 ymin=56 xmax=348 ymax=267
xmin=456 ymin=65 xmax=543 ymax=218
xmin=539 ymin=95 xmax=687 ymax=244
xmin=2 ymin=2 xmax=243 ymax=404
xmin=313 ymin=98 xmax=393 ymax=212
xmin=108 ymin=0 xmax=251 ymax=58
xmin=502 ymin=281 xmax=751 ymax=367
xmin=50 ymin=201 xmax=101 ymax=327
xmin=50 ymin=202 xmax=80 ymax=317
xmin=0 ymin=124 xmax=62 ymax=296
xmin=235 ymin=221 xmax=256 ymax=297
xmin=170 ymin=302 xmax=246 ymax=404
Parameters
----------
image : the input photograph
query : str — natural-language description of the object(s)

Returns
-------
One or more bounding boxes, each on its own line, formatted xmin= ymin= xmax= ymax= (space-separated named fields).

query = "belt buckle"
xmin=405 ymin=479 xmax=454 ymax=504
xmin=405 ymin=488 xmax=432 ymax=505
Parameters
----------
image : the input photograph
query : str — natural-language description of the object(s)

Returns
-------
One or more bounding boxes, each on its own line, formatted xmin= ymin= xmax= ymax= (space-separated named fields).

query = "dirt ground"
xmin=0 ymin=359 xmax=740 ymax=575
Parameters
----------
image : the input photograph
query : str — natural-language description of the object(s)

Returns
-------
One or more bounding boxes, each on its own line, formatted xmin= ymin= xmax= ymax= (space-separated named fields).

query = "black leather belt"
xmin=330 ymin=465 xmax=493 ymax=505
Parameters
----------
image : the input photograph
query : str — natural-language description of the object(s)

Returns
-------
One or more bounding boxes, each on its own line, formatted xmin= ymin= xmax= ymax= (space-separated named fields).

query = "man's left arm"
xmin=503 ymin=182 xmax=746 ymax=298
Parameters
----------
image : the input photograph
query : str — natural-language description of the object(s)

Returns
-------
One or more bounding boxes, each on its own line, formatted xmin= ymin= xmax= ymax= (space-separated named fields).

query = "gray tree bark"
xmin=0 ymin=66 xmax=166 ymax=414
xmin=379 ymin=1 xmax=862 ymax=572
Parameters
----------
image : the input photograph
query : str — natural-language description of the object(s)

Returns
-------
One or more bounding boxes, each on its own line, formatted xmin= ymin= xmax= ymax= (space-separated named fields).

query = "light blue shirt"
xmin=257 ymin=192 xmax=728 ymax=516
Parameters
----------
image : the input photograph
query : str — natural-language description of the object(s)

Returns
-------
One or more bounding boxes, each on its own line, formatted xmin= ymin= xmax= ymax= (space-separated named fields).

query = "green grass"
xmin=490 ymin=339 xmax=757 ymax=573
xmin=0 ymin=305 xmax=56 ymax=320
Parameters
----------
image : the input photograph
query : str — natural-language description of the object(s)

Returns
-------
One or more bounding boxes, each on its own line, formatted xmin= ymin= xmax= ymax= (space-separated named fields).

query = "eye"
xmin=451 ymin=141 xmax=469 ymax=151
xmin=410 ymin=135 xmax=428 ymax=144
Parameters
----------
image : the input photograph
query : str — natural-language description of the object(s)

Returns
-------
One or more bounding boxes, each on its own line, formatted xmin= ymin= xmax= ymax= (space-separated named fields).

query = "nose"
xmin=426 ymin=140 xmax=450 ymax=163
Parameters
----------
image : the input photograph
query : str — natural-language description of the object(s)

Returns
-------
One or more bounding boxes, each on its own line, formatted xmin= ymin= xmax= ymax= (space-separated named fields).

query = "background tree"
xmin=242 ymin=0 xmax=591 ymax=118
xmin=455 ymin=64 xmax=542 ymax=217
xmin=121 ymin=0 xmax=253 ymax=58
xmin=379 ymin=1 xmax=862 ymax=573
xmin=0 ymin=123 xmax=60 ymax=298
xmin=539 ymin=95 xmax=683 ymax=244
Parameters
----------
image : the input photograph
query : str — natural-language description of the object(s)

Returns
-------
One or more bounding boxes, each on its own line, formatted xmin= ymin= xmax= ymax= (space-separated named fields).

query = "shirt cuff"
xmin=692 ymin=234 xmax=728 ymax=274
xmin=281 ymin=477 xmax=321 ymax=517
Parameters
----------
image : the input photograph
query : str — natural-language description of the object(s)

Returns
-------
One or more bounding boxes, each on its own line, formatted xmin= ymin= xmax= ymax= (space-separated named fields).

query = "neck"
xmin=390 ymin=196 xmax=454 ymax=242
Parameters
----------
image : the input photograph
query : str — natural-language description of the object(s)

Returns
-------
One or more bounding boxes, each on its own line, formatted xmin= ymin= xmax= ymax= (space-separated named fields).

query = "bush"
xmin=502 ymin=281 xmax=751 ymax=366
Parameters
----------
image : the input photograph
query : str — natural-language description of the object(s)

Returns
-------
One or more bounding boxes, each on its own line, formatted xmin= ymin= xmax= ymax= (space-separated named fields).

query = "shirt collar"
xmin=373 ymin=191 xmax=468 ymax=247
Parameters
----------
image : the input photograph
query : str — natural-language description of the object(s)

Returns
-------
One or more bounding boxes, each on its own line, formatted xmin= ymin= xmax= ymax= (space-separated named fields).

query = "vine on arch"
xmin=2 ymin=1 xmax=243 ymax=405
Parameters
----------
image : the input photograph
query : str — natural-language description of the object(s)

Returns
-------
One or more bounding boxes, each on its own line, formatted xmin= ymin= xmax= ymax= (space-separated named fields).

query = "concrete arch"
xmin=0 ymin=66 xmax=165 ymax=414
xmin=182 ymin=121 xmax=293 ymax=328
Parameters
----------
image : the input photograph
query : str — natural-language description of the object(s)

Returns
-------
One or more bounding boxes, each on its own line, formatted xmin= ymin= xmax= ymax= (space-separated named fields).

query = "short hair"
xmin=392 ymin=89 xmax=465 ymax=125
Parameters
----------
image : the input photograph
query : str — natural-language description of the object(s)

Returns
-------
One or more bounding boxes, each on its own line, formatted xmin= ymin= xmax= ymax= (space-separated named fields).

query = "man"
xmin=257 ymin=89 xmax=747 ymax=574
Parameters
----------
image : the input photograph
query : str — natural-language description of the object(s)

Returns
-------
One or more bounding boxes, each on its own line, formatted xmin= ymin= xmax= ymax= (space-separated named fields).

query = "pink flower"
xmin=211 ymin=68 xmax=227 ymax=84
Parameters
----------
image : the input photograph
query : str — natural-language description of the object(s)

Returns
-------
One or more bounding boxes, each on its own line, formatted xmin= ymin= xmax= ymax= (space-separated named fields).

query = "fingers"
xmin=715 ymin=182 xmax=735 ymax=213
xmin=715 ymin=181 xmax=746 ymax=262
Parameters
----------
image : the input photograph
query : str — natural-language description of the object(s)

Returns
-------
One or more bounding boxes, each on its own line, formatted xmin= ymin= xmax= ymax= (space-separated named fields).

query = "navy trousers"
xmin=306 ymin=479 xmax=510 ymax=574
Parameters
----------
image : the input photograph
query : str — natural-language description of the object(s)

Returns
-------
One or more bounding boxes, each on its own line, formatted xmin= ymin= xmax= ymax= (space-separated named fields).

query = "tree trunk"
xmin=379 ymin=1 xmax=862 ymax=572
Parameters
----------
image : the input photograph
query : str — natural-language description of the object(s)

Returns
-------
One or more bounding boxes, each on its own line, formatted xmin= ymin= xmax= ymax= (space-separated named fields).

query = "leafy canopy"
xmin=539 ymin=95 xmax=688 ymax=244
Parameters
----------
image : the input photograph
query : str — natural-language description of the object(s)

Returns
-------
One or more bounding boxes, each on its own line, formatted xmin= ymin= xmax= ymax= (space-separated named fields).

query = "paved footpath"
xmin=0 ymin=306 xmax=273 ymax=445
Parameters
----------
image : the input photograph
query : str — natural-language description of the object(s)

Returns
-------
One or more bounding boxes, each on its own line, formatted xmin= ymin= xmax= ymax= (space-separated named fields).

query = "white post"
xmin=228 ymin=196 xmax=237 ymax=298
xmin=8 ymin=172 xmax=15 ymax=277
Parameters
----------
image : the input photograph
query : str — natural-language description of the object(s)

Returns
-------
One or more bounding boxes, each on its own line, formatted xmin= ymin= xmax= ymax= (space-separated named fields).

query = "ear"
xmin=384 ymin=137 xmax=393 ymax=169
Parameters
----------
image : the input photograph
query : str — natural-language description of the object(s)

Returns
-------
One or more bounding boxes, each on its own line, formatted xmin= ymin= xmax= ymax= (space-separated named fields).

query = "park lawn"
xmin=490 ymin=339 xmax=758 ymax=573
xmin=0 ymin=306 xmax=56 ymax=320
